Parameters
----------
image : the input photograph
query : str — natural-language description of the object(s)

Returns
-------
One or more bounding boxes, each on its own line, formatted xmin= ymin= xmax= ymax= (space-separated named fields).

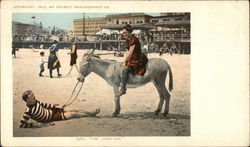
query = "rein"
xmin=63 ymin=60 xmax=91 ymax=107
xmin=63 ymin=81 xmax=84 ymax=107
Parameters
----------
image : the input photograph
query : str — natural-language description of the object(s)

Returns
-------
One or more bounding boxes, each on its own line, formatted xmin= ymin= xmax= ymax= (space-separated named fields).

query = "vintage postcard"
xmin=1 ymin=0 xmax=249 ymax=146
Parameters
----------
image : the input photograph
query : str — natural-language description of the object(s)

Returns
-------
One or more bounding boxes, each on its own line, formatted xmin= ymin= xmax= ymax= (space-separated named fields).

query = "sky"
xmin=12 ymin=13 xmax=160 ymax=30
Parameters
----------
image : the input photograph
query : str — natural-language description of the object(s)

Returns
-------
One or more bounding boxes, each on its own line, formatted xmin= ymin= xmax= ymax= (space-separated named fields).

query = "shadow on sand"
xmin=99 ymin=112 xmax=190 ymax=120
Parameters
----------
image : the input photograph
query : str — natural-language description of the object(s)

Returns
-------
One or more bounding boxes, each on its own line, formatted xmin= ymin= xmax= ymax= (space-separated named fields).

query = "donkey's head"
xmin=78 ymin=49 xmax=95 ymax=82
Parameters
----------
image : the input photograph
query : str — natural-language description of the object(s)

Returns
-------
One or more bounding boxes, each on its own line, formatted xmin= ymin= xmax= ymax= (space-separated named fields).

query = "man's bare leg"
xmin=64 ymin=108 xmax=101 ymax=119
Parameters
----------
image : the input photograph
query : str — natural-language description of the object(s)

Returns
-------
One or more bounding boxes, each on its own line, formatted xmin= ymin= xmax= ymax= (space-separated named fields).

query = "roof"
xmin=12 ymin=21 xmax=36 ymax=26
xmin=102 ymin=23 xmax=156 ymax=30
xmin=106 ymin=13 xmax=152 ymax=18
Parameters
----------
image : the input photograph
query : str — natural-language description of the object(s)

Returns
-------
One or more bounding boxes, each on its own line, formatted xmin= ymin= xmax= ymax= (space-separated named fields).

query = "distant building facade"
xmin=151 ymin=13 xmax=190 ymax=26
xmin=12 ymin=21 xmax=67 ymax=42
xmin=73 ymin=17 xmax=107 ymax=36
xmin=12 ymin=21 xmax=42 ymax=41
xmin=106 ymin=13 xmax=152 ymax=25
xmin=149 ymin=12 xmax=190 ymax=40
xmin=149 ymin=13 xmax=191 ymax=54
xmin=12 ymin=21 xmax=42 ymax=35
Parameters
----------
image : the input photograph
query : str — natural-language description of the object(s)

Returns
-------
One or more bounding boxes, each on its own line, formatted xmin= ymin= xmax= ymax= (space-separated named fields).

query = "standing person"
xmin=66 ymin=41 xmax=80 ymax=77
xmin=117 ymin=24 xmax=148 ymax=96
xmin=142 ymin=43 xmax=149 ymax=57
xmin=12 ymin=43 xmax=16 ymax=58
xmin=159 ymin=47 xmax=163 ymax=56
xmin=39 ymin=51 xmax=47 ymax=77
xmin=40 ymin=44 xmax=44 ymax=50
xmin=47 ymin=40 xmax=62 ymax=78
xmin=19 ymin=90 xmax=101 ymax=128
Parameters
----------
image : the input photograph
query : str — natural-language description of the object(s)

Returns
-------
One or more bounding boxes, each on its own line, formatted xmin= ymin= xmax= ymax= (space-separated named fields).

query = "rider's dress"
xmin=125 ymin=35 xmax=148 ymax=76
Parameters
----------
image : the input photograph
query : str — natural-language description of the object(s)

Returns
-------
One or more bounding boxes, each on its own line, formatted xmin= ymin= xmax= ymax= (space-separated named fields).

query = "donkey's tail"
xmin=168 ymin=65 xmax=173 ymax=91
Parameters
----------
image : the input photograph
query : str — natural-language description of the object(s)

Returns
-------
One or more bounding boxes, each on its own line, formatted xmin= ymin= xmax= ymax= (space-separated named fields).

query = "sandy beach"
xmin=13 ymin=48 xmax=190 ymax=137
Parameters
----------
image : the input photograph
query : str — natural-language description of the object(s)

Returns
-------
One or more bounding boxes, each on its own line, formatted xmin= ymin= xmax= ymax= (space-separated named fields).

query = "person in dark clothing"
xmin=117 ymin=24 xmax=148 ymax=96
xmin=12 ymin=43 xmax=16 ymax=58
xmin=66 ymin=41 xmax=79 ymax=76
xmin=47 ymin=40 xmax=62 ymax=78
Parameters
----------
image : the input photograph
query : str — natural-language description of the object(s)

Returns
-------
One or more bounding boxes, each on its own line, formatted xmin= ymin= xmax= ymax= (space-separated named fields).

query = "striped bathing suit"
xmin=19 ymin=101 xmax=66 ymax=128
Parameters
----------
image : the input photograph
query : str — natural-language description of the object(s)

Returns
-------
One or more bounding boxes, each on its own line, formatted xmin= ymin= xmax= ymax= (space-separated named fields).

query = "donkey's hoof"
xmin=112 ymin=112 xmax=119 ymax=117
xmin=163 ymin=112 xmax=169 ymax=118
xmin=153 ymin=110 xmax=160 ymax=116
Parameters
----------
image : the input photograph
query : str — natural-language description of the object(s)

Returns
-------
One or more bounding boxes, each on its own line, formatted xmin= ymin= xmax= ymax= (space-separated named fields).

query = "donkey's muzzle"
xmin=77 ymin=75 xmax=85 ymax=82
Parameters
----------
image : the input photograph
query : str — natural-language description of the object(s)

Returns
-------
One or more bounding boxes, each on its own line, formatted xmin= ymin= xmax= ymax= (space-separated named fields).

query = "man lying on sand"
xmin=19 ymin=90 xmax=100 ymax=128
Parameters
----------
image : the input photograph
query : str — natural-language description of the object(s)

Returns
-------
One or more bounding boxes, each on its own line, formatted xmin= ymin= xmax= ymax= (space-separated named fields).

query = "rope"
xmin=63 ymin=81 xmax=84 ymax=107
xmin=63 ymin=81 xmax=79 ymax=107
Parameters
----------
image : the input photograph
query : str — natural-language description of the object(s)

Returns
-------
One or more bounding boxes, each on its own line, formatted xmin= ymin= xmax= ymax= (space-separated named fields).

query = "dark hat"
xmin=40 ymin=51 xmax=44 ymax=56
xmin=123 ymin=24 xmax=133 ymax=33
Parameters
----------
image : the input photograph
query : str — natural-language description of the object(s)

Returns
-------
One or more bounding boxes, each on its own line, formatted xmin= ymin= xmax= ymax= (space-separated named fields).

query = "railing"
xmin=154 ymin=34 xmax=190 ymax=41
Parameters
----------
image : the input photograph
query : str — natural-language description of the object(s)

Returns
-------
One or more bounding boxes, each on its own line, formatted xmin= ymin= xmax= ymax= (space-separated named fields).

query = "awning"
xmin=96 ymin=29 xmax=120 ymax=35
xmin=155 ymin=20 xmax=190 ymax=27
xmin=132 ymin=30 xmax=142 ymax=34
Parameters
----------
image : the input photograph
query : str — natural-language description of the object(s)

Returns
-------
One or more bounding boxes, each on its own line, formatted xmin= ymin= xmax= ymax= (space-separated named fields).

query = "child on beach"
xmin=39 ymin=51 xmax=47 ymax=77
xmin=19 ymin=90 xmax=101 ymax=128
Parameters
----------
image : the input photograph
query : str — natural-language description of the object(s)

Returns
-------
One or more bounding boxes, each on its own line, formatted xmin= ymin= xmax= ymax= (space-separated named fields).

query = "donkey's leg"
xmin=112 ymin=86 xmax=121 ymax=117
xmin=153 ymin=81 xmax=165 ymax=116
xmin=160 ymin=84 xmax=171 ymax=117
xmin=157 ymin=71 xmax=171 ymax=117
xmin=154 ymin=71 xmax=171 ymax=117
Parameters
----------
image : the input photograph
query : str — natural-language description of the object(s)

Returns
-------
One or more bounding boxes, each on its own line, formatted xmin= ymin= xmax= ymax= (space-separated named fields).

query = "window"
xmin=152 ymin=20 xmax=159 ymax=24
xmin=175 ymin=18 xmax=182 ymax=21
xmin=163 ymin=19 xmax=170 ymax=21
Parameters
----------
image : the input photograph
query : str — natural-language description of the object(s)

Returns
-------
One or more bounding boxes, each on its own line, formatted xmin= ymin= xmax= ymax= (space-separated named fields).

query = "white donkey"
xmin=78 ymin=49 xmax=173 ymax=117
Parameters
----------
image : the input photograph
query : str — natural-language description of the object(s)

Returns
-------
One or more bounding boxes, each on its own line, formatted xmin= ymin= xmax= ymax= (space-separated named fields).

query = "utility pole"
xmin=82 ymin=13 xmax=85 ymax=36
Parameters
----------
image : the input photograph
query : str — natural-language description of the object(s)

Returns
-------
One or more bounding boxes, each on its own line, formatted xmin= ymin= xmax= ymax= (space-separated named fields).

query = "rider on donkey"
xmin=118 ymin=24 xmax=149 ymax=96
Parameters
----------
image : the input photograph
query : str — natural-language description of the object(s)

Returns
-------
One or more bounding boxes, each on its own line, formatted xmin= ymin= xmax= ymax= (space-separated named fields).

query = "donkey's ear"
xmin=89 ymin=48 xmax=96 ymax=55
xmin=84 ymin=49 xmax=91 ymax=57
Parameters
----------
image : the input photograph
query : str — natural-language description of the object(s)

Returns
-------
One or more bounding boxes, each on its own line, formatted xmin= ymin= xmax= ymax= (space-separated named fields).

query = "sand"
xmin=13 ymin=48 xmax=190 ymax=137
